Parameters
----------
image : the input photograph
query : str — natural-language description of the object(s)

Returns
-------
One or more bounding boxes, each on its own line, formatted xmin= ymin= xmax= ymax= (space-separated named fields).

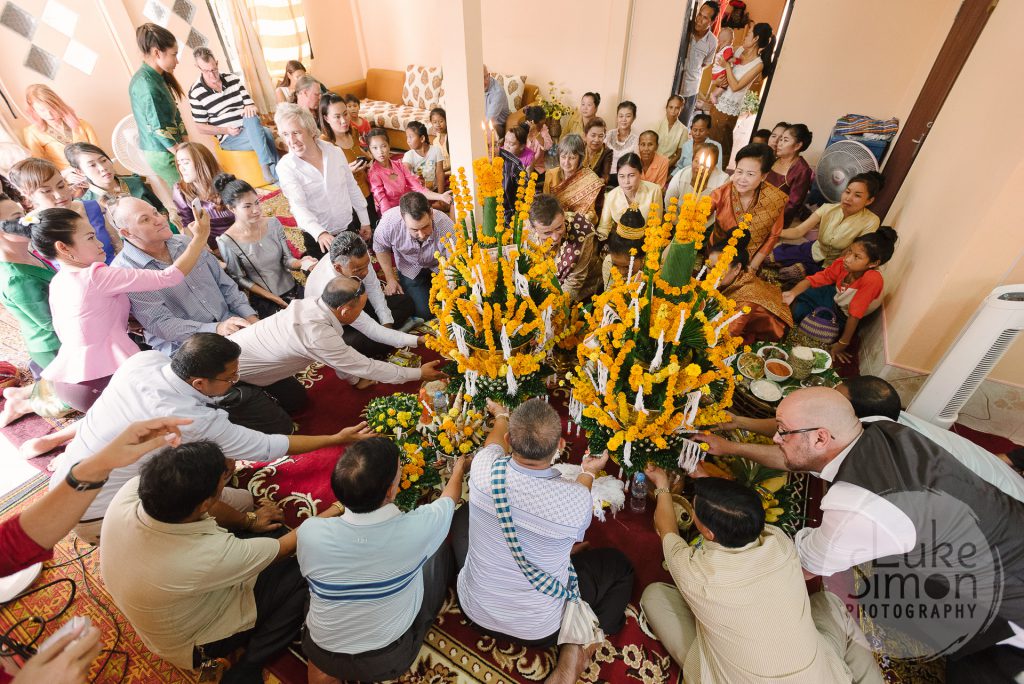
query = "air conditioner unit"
xmin=907 ymin=284 xmax=1024 ymax=429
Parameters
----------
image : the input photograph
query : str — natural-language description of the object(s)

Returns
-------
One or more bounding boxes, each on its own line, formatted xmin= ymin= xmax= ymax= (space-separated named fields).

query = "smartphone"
xmin=37 ymin=616 xmax=92 ymax=654
xmin=191 ymin=196 xmax=204 ymax=218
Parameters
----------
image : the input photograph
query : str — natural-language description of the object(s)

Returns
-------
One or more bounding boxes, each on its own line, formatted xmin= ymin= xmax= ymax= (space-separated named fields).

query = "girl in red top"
xmin=783 ymin=227 xmax=898 ymax=362
xmin=343 ymin=94 xmax=371 ymax=148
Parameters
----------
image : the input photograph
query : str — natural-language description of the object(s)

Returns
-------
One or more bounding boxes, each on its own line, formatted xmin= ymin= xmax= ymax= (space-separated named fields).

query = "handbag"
xmin=489 ymin=455 xmax=604 ymax=647
xmin=223 ymin=234 xmax=303 ymax=319
xmin=797 ymin=306 xmax=841 ymax=345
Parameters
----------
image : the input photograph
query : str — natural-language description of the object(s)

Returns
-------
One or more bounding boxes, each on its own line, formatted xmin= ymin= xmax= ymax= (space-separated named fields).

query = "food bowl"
xmin=764 ymin=359 xmax=793 ymax=383
xmin=757 ymin=345 xmax=789 ymax=362
xmin=736 ymin=352 xmax=765 ymax=380
xmin=750 ymin=379 xmax=783 ymax=402
xmin=809 ymin=347 xmax=833 ymax=373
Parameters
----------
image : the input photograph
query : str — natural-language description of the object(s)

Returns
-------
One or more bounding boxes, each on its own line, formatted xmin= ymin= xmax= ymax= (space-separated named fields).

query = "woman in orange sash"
xmin=542 ymin=134 xmax=604 ymax=224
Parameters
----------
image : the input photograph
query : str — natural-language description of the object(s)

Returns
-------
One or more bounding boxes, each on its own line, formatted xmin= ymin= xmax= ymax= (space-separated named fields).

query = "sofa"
xmin=332 ymin=66 xmax=539 ymax=150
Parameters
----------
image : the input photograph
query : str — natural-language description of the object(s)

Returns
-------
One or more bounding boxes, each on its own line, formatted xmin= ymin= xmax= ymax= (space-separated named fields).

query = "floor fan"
xmin=110 ymin=115 xmax=174 ymax=210
xmin=813 ymin=139 xmax=879 ymax=202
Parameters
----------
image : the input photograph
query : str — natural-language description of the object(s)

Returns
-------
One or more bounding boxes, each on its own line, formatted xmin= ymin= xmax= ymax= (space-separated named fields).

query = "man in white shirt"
xmin=275 ymin=103 xmax=369 ymax=259
xmin=697 ymin=387 xmax=1024 ymax=673
xmin=665 ymin=142 xmax=729 ymax=209
xmin=298 ymin=437 xmax=468 ymax=682
xmin=453 ymin=399 xmax=633 ymax=684
xmin=49 ymin=333 xmax=371 ymax=542
xmin=231 ymin=275 xmax=445 ymax=392
xmin=305 ymin=232 xmax=416 ymax=359
xmin=679 ymin=2 xmax=719 ymax=125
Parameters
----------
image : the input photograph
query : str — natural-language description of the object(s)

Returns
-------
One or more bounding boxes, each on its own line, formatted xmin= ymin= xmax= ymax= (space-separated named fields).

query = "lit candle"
xmin=488 ymin=119 xmax=495 ymax=159
xmin=481 ymin=120 xmax=487 ymax=158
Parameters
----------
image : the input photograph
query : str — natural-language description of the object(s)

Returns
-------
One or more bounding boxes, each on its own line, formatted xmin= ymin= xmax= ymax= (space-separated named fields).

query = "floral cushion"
xmin=359 ymin=98 xmax=432 ymax=132
xmin=402 ymin=65 xmax=444 ymax=109
xmin=491 ymin=73 xmax=527 ymax=111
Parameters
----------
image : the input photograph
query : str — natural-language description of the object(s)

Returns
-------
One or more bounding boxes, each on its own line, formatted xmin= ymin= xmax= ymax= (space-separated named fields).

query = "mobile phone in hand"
xmin=191 ymin=196 xmax=204 ymax=219
xmin=37 ymin=616 xmax=92 ymax=654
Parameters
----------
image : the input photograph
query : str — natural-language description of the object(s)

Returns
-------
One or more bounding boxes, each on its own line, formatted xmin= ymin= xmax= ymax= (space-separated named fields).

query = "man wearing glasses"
xmin=230 ymin=275 xmax=446 ymax=394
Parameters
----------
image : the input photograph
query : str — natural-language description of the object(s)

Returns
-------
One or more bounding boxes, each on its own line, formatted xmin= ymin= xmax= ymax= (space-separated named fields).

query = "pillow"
xmin=491 ymin=73 xmax=527 ymax=111
xmin=402 ymin=65 xmax=444 ymax=109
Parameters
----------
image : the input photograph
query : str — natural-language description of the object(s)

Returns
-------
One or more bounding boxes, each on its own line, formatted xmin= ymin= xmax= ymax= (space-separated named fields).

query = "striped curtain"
xmin=246 ymin=0 xmax=312 ymax=82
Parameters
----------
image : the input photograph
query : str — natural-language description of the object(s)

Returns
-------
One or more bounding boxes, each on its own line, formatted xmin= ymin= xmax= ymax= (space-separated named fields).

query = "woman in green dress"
xmin=128 ymin=23 xmax=188 ymax=186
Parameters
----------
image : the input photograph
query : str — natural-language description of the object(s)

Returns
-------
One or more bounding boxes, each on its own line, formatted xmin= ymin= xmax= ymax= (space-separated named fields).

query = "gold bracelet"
xmin=331 ymin=501 xmax=345 ymax=514
xmin=653 ymin=487 xmax=671 ymax=498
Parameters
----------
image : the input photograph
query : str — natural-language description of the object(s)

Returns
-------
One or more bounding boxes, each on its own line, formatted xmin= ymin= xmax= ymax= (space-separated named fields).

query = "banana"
xmin=758 ymin=475 xmax=788 ymax=493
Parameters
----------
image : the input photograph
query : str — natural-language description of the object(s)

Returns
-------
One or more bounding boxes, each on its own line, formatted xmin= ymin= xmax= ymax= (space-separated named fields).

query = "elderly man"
xmin=373 ymin=192 xmax=455 ymax=320
xmin=102 ymin=440 xmax=341 ymax=684
xmin=452 ymin=399 xmax=634 ymax=684
xmin=297 ymin=437 xmax=467 ymax=683
xmin=231 ymin=276 xmax=445 ymax=392
xmin=188 ymin=47 xmax=279 ymax=184
xmin=276 ymin=103 xmax=369 ymax=259
xmin=109 ymin=196 xmax=257 ymax=353
xmin=679 ymin=2 xmax=719 ymax=126
xmin=294 ymin=75 xmax=323 ymax=127
xmin=483 ymin=65 xmax=510 ymax=137
xmin=641 ymin=473 xmax=882 ymax=682
xmin=48 ymin=333 xmax=371 ymax=542
xmin=698 ymin=387 xmax=1024 ymax=675
xmin=525 ymin=194 xmax=600 ymax=304
xmin=305 ymin=232 xmax=416 ymax=358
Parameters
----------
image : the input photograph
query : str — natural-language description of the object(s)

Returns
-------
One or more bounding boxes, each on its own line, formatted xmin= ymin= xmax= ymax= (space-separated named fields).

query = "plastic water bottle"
xmin=629 ymin=472 xmax=648 ymax=513
xmin=433 ymin=390 xmax=449 ymax=416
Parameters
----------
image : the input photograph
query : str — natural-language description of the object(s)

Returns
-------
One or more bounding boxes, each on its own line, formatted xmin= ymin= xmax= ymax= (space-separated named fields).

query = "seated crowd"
xmin=3 ymin=5 xmax=1017 ymax=684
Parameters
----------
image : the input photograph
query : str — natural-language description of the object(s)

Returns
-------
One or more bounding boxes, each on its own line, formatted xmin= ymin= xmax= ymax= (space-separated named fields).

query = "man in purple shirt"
xmin=372 ymin=192 xmax=455 ymax=320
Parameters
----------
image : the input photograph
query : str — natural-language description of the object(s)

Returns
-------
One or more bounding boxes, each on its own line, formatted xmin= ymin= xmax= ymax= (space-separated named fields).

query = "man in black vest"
xmin=698 ymin=387 xmax=1024 ymax=682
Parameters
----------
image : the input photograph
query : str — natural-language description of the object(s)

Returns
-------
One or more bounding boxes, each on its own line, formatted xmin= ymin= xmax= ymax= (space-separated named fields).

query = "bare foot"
xmin=354 ymin=378 xmax=378 ymax=390
xmin=0 ymin=386 xmax=33 ymax=427
xmin=544 ymin=643 xmax=597 ymax=684
xmin=18 ymin=423 xmax=78 ymax=458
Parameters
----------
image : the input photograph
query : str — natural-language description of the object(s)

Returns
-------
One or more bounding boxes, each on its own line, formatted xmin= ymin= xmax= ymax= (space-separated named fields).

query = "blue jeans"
xmin=681 ymin=94 xmax=698 ymax=127
xmin=398 ymin=269 xmax=433 ymax=320
xmin=219 ymin=116 xmax=279 ymax=181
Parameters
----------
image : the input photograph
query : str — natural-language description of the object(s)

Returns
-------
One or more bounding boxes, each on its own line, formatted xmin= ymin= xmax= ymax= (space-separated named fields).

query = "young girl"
xmin=172 ymin=142 xmax=234 ymax=244
xmin=766 ymin=121 xmax=789 ymax=155
xmin=276 ymin=60 xmax=306 ymax=104
xmin=321 ymin=93 xmax=376 ymax=226
xmin=499 ymin=123 xmax=533 ymax=219
xmin=344 ymin=93 xmax=371 ymax=146
xmin=772 ymin=171 xmax=884 ymax=281
xmin=429 ymin=107 xmax=450 ymax=169
xmin=766 ymin=123 xmax=815 ymax=225
xmin=523 ymin=105 xmax=553 ymax=177
xmin=403 ymin=121 xmax=446 ymax=192
xmin=365 ymin=128 xmax=450 ymax=214
xmin=129 ymin=23 xmax=187 ymax=186
xmin=597 ymin=153 xmax=664 ymax=240
xmin=0 ymin=205 xmax=209 ymax=427
xmin=215 ymin=173 xmax=316 ymax=318
xmin=783 ymin=227 xmax=899 ymax=363
xmin=655 ymin=95 xmax=687 ymax=168
xmin=606 ymin=101 xmax=639 ymax=179
xmin=66 ymin=142 xmax=169 ymax=219
xmin=10 ymin=157 xmax=120 ymax=264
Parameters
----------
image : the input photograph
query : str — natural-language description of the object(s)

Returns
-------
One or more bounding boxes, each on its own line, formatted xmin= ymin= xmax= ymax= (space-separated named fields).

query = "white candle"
xmin=673 ymin=308 xmax=687 ymax=343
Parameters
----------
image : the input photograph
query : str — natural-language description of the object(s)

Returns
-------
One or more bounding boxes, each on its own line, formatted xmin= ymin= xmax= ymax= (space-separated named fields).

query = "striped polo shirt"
xmin=188 ymin=73 xmax=255 ymax=142
xmin=296 ymin=497 xmax=455 ymax=653
xmin=457 ymin=445 xmax=593 ymax=640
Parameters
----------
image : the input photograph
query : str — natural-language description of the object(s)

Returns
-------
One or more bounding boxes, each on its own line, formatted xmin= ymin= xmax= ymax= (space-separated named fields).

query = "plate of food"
xmin=750 ymin=379 xmax=783 ymax=403
xmin=757 ymin=345 xmax=789 ymax=362
xmin=737 ymin=352 xmax=765 ymax=380
xmin=809 ymin=347 xmax=833 ymax=373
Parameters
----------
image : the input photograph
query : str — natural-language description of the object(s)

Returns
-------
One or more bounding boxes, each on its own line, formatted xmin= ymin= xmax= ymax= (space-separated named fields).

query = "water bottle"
xmin=629 ymin=472 xmax=648 ymax=513
xmin=433 ymin=390 xmax=449 ymax=416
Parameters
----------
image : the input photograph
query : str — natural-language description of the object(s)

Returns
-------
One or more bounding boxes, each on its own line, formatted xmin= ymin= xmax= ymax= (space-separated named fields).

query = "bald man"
xmin=698 ymin=387 xmax=1024 ymax=671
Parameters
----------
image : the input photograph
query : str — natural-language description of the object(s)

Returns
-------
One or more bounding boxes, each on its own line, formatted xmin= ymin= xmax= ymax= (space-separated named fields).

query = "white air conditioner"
xmin=907 ymin=284 xmax=1024 ymax=428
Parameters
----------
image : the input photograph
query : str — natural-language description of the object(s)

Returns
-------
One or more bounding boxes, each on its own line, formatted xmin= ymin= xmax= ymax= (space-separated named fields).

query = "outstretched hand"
xmin=94 ymin=417 xmax=192 ymax=470
xmin=12 ymin=621 xmax=102 ymax=684
xmin=691 ymin=431 xmax=734 ymax=456
xmin=644 ymin=462 xmax=670 ymax=489
xmin=337 ymin=421 xmax=374 ymax=444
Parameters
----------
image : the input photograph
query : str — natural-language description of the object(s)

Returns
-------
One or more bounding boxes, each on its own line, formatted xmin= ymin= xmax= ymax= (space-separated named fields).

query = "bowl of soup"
xmin=764 ymin=359 xmax=793 ymax=383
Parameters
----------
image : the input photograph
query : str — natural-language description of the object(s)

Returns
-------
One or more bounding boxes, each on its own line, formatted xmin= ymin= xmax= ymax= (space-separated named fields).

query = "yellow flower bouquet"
xmin=363 ymin=394 xmax=441 ymax=511
xmin=425 ymin=160 xmax=575 ymax=407
xmin=568 ymin=193 xmax=751 ymax=475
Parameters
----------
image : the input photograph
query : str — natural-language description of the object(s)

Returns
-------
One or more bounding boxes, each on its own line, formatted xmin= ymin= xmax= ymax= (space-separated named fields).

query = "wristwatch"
xmin=65 ymin=464 xmax=107 ymax=491
xmin=244 ymin=511 xmax=257 ymax=531
xmin=653 ymin=487 xmax=671 ymax=498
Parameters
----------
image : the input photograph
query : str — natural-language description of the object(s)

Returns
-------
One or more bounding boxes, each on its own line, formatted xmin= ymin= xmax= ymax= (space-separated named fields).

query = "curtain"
xmin=245 ymin=0 xmax=312 ymax=83
xmin=225 ymin=0 xmax=278 ymax=112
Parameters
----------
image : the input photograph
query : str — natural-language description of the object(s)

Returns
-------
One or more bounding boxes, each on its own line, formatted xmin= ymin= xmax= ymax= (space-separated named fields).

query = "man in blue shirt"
xmin=483 ymin=64 xmax=510 ymax=137
xmin=297 ymin=437 xmax=468 ymax=682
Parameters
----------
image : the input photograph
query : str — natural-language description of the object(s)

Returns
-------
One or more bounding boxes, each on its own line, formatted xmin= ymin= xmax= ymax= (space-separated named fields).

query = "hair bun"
xmin=876 ymin=226 xmax=898 ymax=244
xmin=867 ymin=170 xmax=885 ymax=190
xmin=212 ymin=173 xmax=237 ymax=193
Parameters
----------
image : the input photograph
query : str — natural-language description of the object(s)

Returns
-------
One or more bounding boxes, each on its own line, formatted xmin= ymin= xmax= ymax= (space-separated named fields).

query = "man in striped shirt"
xmin=189 ymin=47 xmax=279 ymax=183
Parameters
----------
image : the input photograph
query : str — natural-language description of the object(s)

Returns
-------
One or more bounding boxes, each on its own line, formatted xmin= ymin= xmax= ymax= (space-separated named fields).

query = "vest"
xmin=833 ymin=421 xmax=1024 ymax=656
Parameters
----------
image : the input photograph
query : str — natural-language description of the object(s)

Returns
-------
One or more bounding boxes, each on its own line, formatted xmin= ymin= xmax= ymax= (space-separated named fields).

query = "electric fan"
xmin=813 ymin=139 xmax=879 ymax=203
xmin=111 ymin=115 xmax=154 ymax=176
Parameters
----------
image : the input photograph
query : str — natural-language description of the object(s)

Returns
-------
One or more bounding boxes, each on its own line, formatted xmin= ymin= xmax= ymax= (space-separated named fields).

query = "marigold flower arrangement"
xmin=363 ymin=394 xmax=441 ymax=511
xmin=567 ymin=193 xmax=752 ymax=476
xmin=425 ymin=159 xmax=577 ymax=407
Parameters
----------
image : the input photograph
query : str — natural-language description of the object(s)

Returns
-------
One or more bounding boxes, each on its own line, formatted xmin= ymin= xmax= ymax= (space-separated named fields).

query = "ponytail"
xmin=752 ymin=23 xmax=775 ymax=79
xmin=136 ymin=23 xmax=184 ymax=101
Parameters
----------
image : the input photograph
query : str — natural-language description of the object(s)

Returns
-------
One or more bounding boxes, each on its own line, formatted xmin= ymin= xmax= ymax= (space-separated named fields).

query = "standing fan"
xmin=111 ymin=115 xmax=154 ymax=176
xmin=813 ymin=140 xmax=878 ymax=203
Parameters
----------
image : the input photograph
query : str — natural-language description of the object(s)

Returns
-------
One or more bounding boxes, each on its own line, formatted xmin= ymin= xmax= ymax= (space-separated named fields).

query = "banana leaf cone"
xmin=661 ymin=240 xmax=697 ymax=289
xmin=481 ymin=196 xmax=498 ymax=237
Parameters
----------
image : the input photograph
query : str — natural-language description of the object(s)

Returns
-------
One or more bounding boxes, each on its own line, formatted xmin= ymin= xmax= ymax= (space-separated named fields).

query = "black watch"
xmin=65 ymin=464 xmax=108 ymax=491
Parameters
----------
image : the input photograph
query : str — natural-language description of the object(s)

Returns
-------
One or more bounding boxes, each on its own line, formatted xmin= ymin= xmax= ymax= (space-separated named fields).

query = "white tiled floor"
xmin=0 ymin=436 xmax=39 ymax=498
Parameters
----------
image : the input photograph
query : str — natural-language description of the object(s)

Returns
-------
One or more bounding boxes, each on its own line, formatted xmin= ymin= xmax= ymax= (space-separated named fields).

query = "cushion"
xmin=402 ymin=65 xmax=444 ymax=109
xmin=491 ymin=72 xmax=527 ymax=111
xmin=360 ymin=98 xmax=432 ymax=132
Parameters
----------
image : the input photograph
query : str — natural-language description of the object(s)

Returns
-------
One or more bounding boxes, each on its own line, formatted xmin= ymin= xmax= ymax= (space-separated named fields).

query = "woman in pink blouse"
xmin=9 ymin=205 xmax=209 ymax=416
xmin=365 ymin=127 xmax=451 ymax=214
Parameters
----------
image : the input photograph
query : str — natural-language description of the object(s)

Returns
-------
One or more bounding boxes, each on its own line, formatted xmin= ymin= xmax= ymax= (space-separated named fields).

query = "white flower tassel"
xmin=696 ymin=264 xmax=707 ymax=281
xmin=631 ymin=296 xmax=640 ymax=330
xmin=627 ymin=254 xmax=636 ymax=279
xmin=452 ymin=324 xmax=470 ymax=357
xmin=568 ymin=395 xmax=583 ymax=423
xmin=464 ymin=370 xmax=479 ymax=396
xmin=552 ymin=464 xmax=625 ymax=521
xmin=714 ymin=311 xmax=745 ymax=341
xmin=597 ymin=361 xmax=609 ymax=394
xmin=622 ymin=441 xmax=634 ymax=468
xmin=673 ymin=308 xmax=687 ymax=344
xmin=542 ymin=307 xmax=553 ymax=346
xmin=650 ymin=331 xmax=665 ymax=372
xmin=513 ymin=259 xmax=530 ymax=297
xmin=634 ymin=384 xmax=647 ymax=414
xmin=500 ymin=324 xmax=512 ymax=360
xmin=677 ymin=437 xmax=705 ymax=474
xmin=684 ymin=389 xmax=702 ymax=426
xmin=505 ymin=364 xmax=519 ymax=396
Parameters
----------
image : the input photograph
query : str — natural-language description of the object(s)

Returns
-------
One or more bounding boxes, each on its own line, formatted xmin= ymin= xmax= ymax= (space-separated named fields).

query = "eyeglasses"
xmin=346 ymin=275 xmax=365 ymax=297
xmin=775 ymin=426 xmax=824 ymax=438
xmin=208 ymin=370 xmax=240 ymax=384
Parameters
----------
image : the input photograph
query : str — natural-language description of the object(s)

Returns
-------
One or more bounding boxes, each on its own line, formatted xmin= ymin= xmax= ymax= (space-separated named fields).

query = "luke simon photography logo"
xmin=824 ymin=490 xmax=1004 ymax=660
